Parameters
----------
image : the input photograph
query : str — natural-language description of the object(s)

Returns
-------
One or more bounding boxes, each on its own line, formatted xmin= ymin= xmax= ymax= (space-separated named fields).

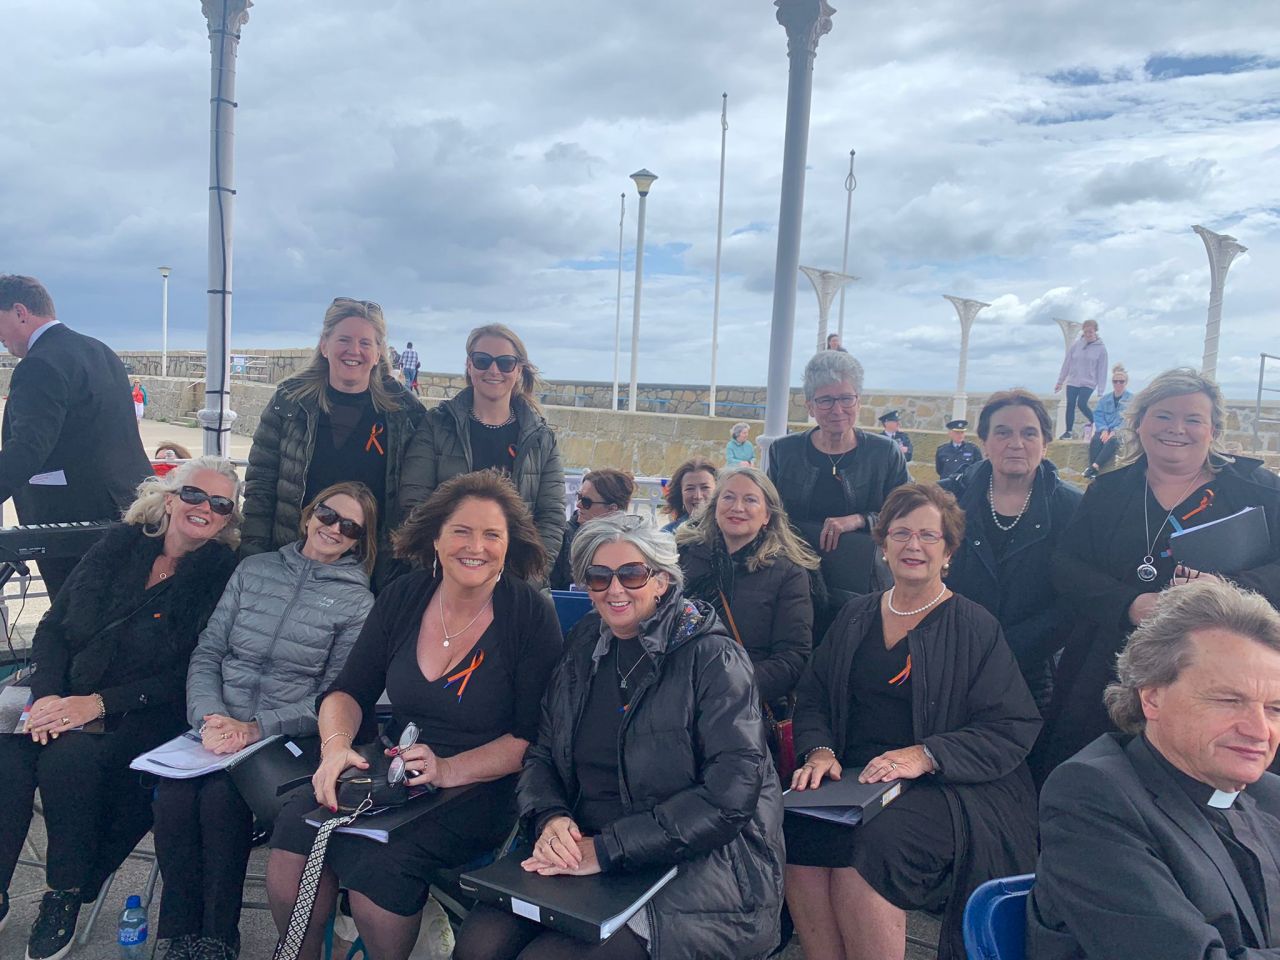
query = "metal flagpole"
xmin=837 ymin=149 xmax=855 ymax=339
xmin=612 ymin=193 xmax=625 ymax=411
xmin=710 ymin=93 xmax=728 ymax=418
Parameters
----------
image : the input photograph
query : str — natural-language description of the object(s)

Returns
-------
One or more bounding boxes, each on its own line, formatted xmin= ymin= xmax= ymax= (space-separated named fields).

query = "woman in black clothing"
xmin=766 ymin=351 xmax=908 ymax=597
xmin=0 ymin=457 xmax=240 ymax=960
xmin=455 ymin=513 xmax=785 ymax=960
xmin=940 ymin=389 xmax=1082 ymax=710
xmin=1039 ymin=368 xmax=1280 ymax=778
xmin=549 ymin=468 xmax=635 ymax=590
xmin=787 ymin=483 xmax=1041 ymax=960
xmin=677 ymin=466 xmax=819 ymax=705
xmin=266 ymin=471 xmax=562 ymax=960
xmin=242 ymin=297 xmax=424 ymax=589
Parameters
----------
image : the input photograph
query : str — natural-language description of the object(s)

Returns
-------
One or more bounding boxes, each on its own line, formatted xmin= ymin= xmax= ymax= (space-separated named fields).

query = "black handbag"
xmin=336 ymin=744 xmax=409 ymax=811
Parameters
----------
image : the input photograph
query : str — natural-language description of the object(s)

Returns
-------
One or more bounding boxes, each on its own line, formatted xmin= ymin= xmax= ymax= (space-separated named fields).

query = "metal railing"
xmin=1255 ymin=353 xmax=1280 ymax=453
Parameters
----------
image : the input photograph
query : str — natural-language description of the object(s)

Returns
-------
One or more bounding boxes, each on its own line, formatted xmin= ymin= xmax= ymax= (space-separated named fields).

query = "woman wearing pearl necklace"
xmin=939 ymin=389 xmax=1082 ymax=711
xmin=785 ymin=483 xmax=1041 ymax=960
xmin=1038 ymin=368 xmax=1280 ymax=781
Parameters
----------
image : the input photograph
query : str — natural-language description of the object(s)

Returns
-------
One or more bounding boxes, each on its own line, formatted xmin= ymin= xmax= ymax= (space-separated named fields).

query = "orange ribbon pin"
xmin=365 ymin=423 xmax=385 ymax=455
xmin=444 ymin=650 xmax=485 ymax=701
xmin=888 ymin=654 xmax=912 ymax=686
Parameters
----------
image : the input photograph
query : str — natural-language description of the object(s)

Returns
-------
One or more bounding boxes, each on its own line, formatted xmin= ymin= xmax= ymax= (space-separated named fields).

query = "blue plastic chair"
xmin=551 ymin=590 xmax=593 ymax=634
xmin=962 ymin=873 xmax=1034 ymax=960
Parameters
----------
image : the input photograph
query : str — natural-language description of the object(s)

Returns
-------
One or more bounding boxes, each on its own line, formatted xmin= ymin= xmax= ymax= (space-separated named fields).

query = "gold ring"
xmin=60 ymin=717 xmax=71 ymax=725
xmin=221 ymin=733 xmax=231 ymax=740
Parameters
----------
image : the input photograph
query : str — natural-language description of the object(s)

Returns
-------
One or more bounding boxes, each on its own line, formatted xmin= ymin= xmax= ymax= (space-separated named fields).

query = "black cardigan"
xmin=792 ymin=592 xmax=1042 ymax=960
xmin=30 ymin=523 xmax=237 ymax=715
xmin=321 ymin=569 xmax=562 ymax=745
xmin=678 ymin=539 xmax=814 ymax=702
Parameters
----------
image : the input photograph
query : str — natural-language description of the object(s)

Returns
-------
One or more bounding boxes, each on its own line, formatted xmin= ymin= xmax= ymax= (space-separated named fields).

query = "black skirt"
xmin=784 ymin=778 xmax=956 ymax=912
xmin=270 ymin=774 xmax=517 ymax=916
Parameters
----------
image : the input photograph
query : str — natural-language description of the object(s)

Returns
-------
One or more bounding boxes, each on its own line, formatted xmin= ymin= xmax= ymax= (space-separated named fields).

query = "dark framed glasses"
xmin=387 ymin=722 xmax=420 ymax=786
xmin=583 ymin=562 xmax=656 ymax=592
xmin=469 ymin=351 xmax=520 ymax=373
xmin=812 ymin=394 xmax=859 ymax=411
xmin=576 ymin=493 xmax=607 ymax=510
xmin=177 ymin=485 xmax=235 ymax=516
xmin=314 ymin=503 xmax=365 ymax=540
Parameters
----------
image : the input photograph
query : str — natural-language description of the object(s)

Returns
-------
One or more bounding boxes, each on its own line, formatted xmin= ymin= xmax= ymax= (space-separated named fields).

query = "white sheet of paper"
xmin=28 ymin=470 xmax=68 ymax=486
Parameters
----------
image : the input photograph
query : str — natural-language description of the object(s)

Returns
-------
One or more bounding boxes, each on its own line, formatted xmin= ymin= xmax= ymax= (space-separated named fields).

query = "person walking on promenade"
xmin=1055 ymin=319 xmax=1108 ymax=439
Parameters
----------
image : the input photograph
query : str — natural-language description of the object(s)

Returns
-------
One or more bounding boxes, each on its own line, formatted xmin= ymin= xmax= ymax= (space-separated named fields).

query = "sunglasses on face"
xmin=387 ymin=722 xmax=420 ymax=786
xmin=576 ymin=493 xmax=611 ymax=510
xmin=314 ymin=503 xmax=365 ymax=540
xmin=469 ymin=351 xmax=520 ymax=373
xmin=177 ymin=485 xmax=235 ymax=516
xmin=583 ymin=562 xmax=656 ymax=592
xmin=812 ymin=394 xmax=859 ymax=411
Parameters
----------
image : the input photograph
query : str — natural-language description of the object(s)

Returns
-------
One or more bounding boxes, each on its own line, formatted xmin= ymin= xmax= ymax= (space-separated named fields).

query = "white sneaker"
xmin=409 ymin=896 xmax=454 ymax=960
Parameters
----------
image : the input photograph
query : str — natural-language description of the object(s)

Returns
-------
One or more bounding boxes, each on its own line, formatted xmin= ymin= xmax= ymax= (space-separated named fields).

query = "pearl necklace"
xmin=471 ymin=409 xmax=516 ymax=430
xmin=988 ymin=476 xmax=1034 ymax=532
xmin=887 ymin=584 xmax=948 ymax=617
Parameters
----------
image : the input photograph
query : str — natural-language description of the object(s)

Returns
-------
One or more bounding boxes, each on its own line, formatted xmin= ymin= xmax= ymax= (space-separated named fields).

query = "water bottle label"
xmin=119 ymin=924 xmax=148 ymax=945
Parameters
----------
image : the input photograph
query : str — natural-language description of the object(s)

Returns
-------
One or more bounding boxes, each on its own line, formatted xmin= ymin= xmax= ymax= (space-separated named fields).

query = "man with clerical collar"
xmin=1028 ymin=579 xmax=1280 ymax=959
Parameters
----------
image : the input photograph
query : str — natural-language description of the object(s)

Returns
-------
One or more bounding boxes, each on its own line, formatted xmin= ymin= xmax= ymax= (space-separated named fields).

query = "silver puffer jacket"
xmin=185 ymin=542 xmax=373 ymax=737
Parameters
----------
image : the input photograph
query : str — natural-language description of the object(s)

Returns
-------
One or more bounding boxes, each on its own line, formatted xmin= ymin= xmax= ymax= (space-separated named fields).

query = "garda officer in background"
xmin=935 ymin=418 xmax=980 ymax=480
xmin=878 ymin=409 xmax=913 ymax=462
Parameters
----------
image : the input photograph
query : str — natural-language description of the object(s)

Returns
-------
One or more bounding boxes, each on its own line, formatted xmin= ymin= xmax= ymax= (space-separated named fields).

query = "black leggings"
xmin=1089 ymin=434 xmax=1121 ymax=470
xmin=153 ymin=772 xmax=255 ymax=941
xmin=0 ymin=708 xmax=180 ymax=896
xmin=455 ymin=904 xmax=649 ymax=960
xmin=1064 ymin=386 xmax=1094 ymax=433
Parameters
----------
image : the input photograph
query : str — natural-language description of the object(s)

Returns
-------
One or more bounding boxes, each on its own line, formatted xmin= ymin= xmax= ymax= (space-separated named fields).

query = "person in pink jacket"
xmin=1054 ymin=319 xmax=1109 ymax=439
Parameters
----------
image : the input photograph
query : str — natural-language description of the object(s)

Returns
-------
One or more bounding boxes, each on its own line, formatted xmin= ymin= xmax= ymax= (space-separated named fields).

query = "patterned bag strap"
xmin=273 ymin=796 xmax=372 ymax=960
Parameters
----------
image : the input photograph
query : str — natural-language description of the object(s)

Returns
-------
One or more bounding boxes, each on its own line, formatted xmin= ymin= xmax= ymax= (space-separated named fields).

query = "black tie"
xmin=1222 ymin=806 xmax=1280 ymax=946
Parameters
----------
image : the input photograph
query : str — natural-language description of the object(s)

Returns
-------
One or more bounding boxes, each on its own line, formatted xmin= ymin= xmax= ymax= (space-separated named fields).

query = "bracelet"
xmin=321 ymin=731 xmax=353 ymax=756
xmin=804 ymin=746 xmax=836 ymax=763
xmin=92 ymin=693 xmax=106 ymax=720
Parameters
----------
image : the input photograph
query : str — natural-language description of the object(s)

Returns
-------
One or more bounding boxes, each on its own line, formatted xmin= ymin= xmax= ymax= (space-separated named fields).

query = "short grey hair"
xmin=1104 ymin=580 xmax=1280 ymax=732
xmin=730 ymin=421 xmax=750 ymax=441
xmin=1124 ymin=367 xmax=1230 ymax=469
xmin=570 ymin=513 xmax=684 ymax=591
xmin=122 ymin=455 xmax=244 ymax=549
xmin=802 ymin=350 xmax=864 ymax=402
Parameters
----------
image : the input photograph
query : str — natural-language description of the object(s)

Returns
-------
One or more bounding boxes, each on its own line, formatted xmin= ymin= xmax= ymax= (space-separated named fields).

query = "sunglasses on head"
xmin=332 ymin=296 xmax=382 ymax=313
xmin=469 ymin=351 xmax=520 ymax=373
xmin=177 ymin=485 xmax=235 ymax=516
xmin=314 ymin=503 xmax=365 ymax=540
xmin=583 ymin=562 xmax=656 ymax=592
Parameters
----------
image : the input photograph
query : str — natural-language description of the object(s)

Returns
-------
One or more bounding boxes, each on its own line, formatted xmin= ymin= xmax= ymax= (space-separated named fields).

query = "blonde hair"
xmin=123 ymin=456 xmax=243 ymax=549
xmin=465 ymin=323 xmax=542 ymax=414
xmin=284 ymin=298 xmax=399 ymax=415
xmin=1112 ymin=363 xmax=1128 ymax=380
xmin=1123 ymin=367 xmax=1230 ymax=471
xmin=676 ymin=466 xmax=820 ymax=573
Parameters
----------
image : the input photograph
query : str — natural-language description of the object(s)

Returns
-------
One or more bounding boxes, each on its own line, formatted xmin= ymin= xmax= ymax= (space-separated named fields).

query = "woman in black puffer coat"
xmin=455 ymin=513 xmax=784 ymax=960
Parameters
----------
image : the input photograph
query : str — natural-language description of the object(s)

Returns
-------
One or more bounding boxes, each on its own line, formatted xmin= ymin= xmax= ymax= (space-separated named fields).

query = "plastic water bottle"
xmin=116 ymin=894 xmax=148 ymax=958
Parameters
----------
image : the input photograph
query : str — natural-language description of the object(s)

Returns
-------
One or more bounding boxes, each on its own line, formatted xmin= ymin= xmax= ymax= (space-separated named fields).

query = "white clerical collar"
xmin=1208 ymin=789 xmax=1240 ymax=809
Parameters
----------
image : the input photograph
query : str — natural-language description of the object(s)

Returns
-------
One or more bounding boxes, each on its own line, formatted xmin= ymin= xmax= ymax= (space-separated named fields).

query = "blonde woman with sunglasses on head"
xmin=401 ymin=323 xmax=566 ymax=577
xmin=242 ymin=297 xmax=424 ymax=591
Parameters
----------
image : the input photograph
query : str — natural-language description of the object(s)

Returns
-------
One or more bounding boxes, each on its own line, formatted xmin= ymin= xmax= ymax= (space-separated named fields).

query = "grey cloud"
xmin=1070 ymin=157 xmax=1218 ymax=212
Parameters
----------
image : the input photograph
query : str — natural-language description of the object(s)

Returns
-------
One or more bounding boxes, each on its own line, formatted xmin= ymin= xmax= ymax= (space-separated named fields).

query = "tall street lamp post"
xmin=710 ymin=94 xmax=728 ymax=418
xmin=158 ymin=266 xmax=172 ymax=377
xmin=628 ymin=169 xmax=657 ymax=413
xmin=837 ymin=149 xmax=856 ymax=339
xmin=612 ymin=193 xmax=625 ymax=411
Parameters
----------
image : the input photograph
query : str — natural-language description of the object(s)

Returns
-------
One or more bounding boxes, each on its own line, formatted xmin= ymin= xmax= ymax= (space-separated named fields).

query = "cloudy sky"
xmin=3 ymin=0 xmax=1278 ymax=398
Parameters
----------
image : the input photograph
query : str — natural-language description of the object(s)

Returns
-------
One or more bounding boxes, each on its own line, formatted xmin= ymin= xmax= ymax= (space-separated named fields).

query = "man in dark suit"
xmin=1028 ymin=579 xmax=1280 ymax=959
xmin=878 ymin=409 xmax=913 ymax=462
xmin=0 ymin=275 xmax=152 ymax=595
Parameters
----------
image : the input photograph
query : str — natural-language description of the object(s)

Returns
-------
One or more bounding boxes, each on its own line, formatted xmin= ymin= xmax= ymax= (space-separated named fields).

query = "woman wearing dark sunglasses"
xmin=401 ymin=323 xmax=565 ymax=577
xmin=150 ymin=482 xmax=377 ymax=960
xmin=243 ymin=297 xmax=424 ymax=591
xmin=549 ymin=468 xmax=635 ymax=590
xmin=266 ymin=471 xmax=561 ymax=960
xmin=0 ymin=458 xmax=241 ymax=960
xmin=456 ymin=512 xmax=784 ymax=960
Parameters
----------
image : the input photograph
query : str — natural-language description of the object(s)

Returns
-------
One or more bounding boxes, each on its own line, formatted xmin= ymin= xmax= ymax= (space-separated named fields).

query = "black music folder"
xmin=784 ymin=776 xmax=909 ymax=827
xmin=1169 ymin=505 xmax=1272 ymax=574
xmin=462 ymin=852 xmax=677 ymax=942
xmin=304 ymin=783 xmax=474 ymax=843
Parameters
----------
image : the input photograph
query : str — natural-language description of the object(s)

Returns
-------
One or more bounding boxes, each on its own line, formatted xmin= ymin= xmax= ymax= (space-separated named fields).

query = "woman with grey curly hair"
xmin=456 ymin=512 xmax=786 ymax=960
xmin=766 ymin=350 xmax=909 ymax=598
xmin=1039 ymin=367 xmax=1280 ymax=780
xmin=0 ymin=457 xmax=241 ymax=960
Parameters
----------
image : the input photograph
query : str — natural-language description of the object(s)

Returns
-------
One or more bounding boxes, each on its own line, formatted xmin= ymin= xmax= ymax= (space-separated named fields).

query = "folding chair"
xmin=962 ymin=873 xmax=1035 ymax=960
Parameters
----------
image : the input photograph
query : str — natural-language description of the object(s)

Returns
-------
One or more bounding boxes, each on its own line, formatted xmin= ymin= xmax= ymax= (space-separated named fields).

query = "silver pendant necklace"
xmin=438 ymin=594 xmax=491 ymax=647
xmin=988 ymin=476 xmax=1033 ymax=532
xmin=616 ymin=645 xmax=649 ymax=690
xmin=1140 ymin=475 xmax=1204 ymax=582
